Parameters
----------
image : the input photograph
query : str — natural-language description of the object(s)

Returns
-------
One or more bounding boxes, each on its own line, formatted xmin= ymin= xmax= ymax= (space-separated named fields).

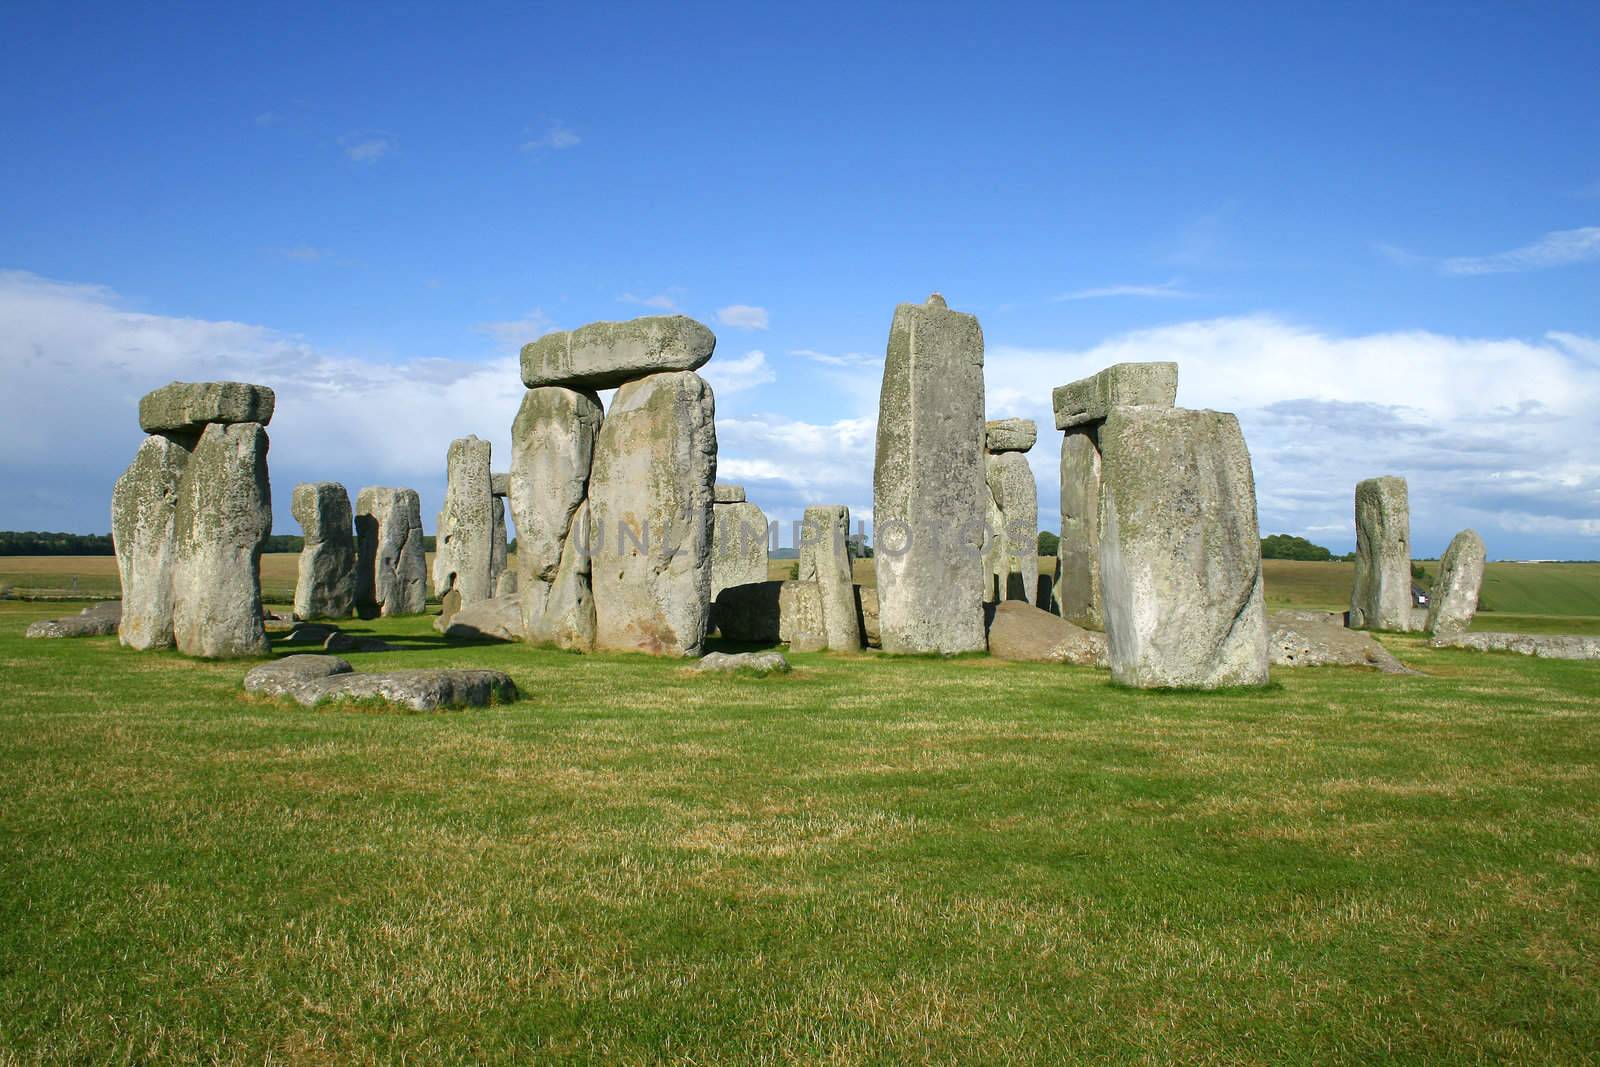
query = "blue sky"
xmin=2 ymin=1 xmax=1598 ymax=558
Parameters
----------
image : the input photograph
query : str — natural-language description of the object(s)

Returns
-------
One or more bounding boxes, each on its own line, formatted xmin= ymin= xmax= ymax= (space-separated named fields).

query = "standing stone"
xmin=800 ymin=505 xmax=862 ymax=651
xmin=291 ymin=482 xmax=356 ymax=621
xmin=588 ymin=370 xmax=717 ymax=656
xmin=1350 ymin=476 xmax=1414 ymax=631
xmin=111 ymin=433 xmax=193 ymax=650
xmin=1426 ymin=529 xmax=1486 ymax=636
xmin=509 ymin=386 xmax=604 ymax=649
xmin=171 ymin=422 xmax=273 ymax=658
xmin=521 ymin=316 xmax=716 ymax=390
xmin=711 ymin=488 xmax=769 ymax=599
xmin=872 ymin=294 xmax=987 ymax=654
xmin=1098 ymin=407 xmax=1269 ymax=688
xmin=490 ymin=496 xmax=508 ymax=586
xmin=1057 ymin=430 xmax=1102 ymax=627
xmin=433 ymin=435 xmax=495 ymax=620
xmin=355 ymin=487 xmax=427 ymax=616
xmin=983 ymin=420 xmax=1038 ymax=605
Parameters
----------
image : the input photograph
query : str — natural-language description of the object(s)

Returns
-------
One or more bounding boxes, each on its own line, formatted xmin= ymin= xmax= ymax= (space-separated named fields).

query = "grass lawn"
xmin=2 ymin=599 xmax=1597 ymax=1063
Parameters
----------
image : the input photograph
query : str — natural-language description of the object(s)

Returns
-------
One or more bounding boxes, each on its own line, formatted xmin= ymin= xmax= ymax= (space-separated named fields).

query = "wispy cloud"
xmin=717 ymin=304 xmax=769 ymax=330
xmin=475 ymin=309 xmax=555 ymax=348
xmin=340 ymin=135 xmax=392 ymax=163
xmin=1054 ymin=278 xmax=1195 ymax=301
xmin=618 ymin=291 xmax=678 ymax=311
xmin=1386 ymin=226 xmax=1600 ymax=276
xmin=790 ymin=348 xmax=878 ymax=367
xmin=521 ymin=122 xmax=580 ymax=152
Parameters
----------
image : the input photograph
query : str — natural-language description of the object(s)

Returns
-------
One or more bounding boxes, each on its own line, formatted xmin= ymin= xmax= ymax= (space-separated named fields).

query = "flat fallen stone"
xmin=985 ymin=601 xmax=1106 ymax=666
xmin=243 ymin=654 xmax=354 ymax=699
xmin=1052 ymin=362 xmax=1177 ymax=430
xmin=690 ymin=650 xmax=792 ymax=674
xmin=1269 ymin=613 xmax=1417 ymax=674
xmin=323 ymin=632 xmax=399 ymax=653
xmin=25 ymin=601 xmax=123 ymax=639
xmin=295 ymin=669 xmax=518 ymax=710
xmin=442 ymin=595 xmax=523 ymax=641
xmin=1429 ymin=631 xmax=1600 ymax=660
xmin=275 ymin=622 xmax=340 ymax=646
xmin=139 ymin=381 xmax=276 ymax=433
xmin=984 ymin=418 xmax=1037 ymax=454
xmin=520 ymin=316 xmax=716 ymax=390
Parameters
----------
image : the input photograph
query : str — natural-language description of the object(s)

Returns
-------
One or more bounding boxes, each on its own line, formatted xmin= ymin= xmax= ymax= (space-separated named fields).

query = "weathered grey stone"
xmin=433 ymin=435 xmax=495 ymax=620
xmin=1268 ymin=613 xmax=1417 ymax=674
xmin=243 ymin=654 xmax=354 ymax=699
xmin=984 ymin=451 xmax=1038 ymax=605
xmin=171 ymin=422 xmax=272 ymax=659
xmin=1098 ymin=407 xmax=1269 ymax=688
xmin=713 ymin=580 xmax=784 ymax=642
xmin=1051 ymin=362 xmax=1177 ymax=430
xmin=442 ymin=594 xmax=523 ymax=642
xmin=1430 ymin=631 xmax=1600 ymax=660
xmin=1056 ymin=429 xmax=1101 ymax=628
xmin=985 ymin=601 xmax=1107 ymax=666
xmin=714 ymin=483 xmax=747 ymax=503
xmin=291 ymin=482 xmax=355 ymax=621
xmin=490 ymin=471 xmax=510 ymax=498
xmin=276 ymin=622 xmax=339 ymax=646
xmin=711 ymin=499 xmax=769 ymax=599
xmin=520 ymin=316 xmax=716 ymax=390
xmin=510 ymin=386 xmax=604 ymax=650
xmin=112 ymin=433 xmax=191 ymax=650
xmin=255 ymin=667 xmax=517 ymax=710
xmin=589 ymin=371 xmax=716 ymax=656
xmin=25 ymin=601 xmax=122 ymax=639
xmin=690 ymin=650 xmax=792 ymax=674
xmin=139 ymin=381 xmax=275 ymax=434
xmin=1426 ymin=529 xmax=1486 ymax=635
xmin=873 ymin=294 xmax=987 ymax=654
xmin=495 ymin=570 xmax=519 ymax=598
xmin=1350 ymin=476 xmax=1415 ymax=632
xmin=489 ymin=495 xmax=508 ymax=589
xmin=857 ymin=584 xmax=881 ymax=648
xmin=779 ymin=580 xmax=826 ymax=650
xmin=984 ymin=418 xmax=1037 ymax=454
xmin=323 ymin=632 xmax=399 ymax=653
xmin=799 ymin=505 xmax=861 ymax=651
xmin=354 ymin=487 xmax=427 ymax=616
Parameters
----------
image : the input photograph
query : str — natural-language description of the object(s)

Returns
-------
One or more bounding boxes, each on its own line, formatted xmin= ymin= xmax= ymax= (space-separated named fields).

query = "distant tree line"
xmin=1260 ymin=534 xmax=1333 ymax=561
xmin=0 ymin=531 xmax=116 ymax=555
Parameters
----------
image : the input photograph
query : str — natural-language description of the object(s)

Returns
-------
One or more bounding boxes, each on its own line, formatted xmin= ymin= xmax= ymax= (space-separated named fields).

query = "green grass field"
xmin=2 ymin=598 xmax=1598 ymax=1063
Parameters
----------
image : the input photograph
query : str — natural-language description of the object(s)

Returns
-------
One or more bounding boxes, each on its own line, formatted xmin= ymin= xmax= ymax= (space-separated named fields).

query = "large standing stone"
xmin=985 ymin=450 xmax=1038 ymax=605
xmin=521 ymin=316 xmax=716 ymax=391
xmin=1056 ymin=429 xmax=1101 ymax=627
xmin=509 ymin=386 xmax=604 ymax=649
xmin=1350 ymin=476 xmax=1414 ymax=632
xmin=171 ymin=422 xmax=273 ymax=658
xmin=1426 ymin=529 xmax=1486 ymax=636
xmin=800 ymin=505 xmax=861 ymax=651
xmin=111 ymin=433 xmax=192 ymax=650
xmin=1098 ymin=407 xmax=1269 ymax=688
xmin=433 ymin=435 xmax=495 ymax=619
xmin=711 ymin=495 xmax=769 ymax=599
xmin=139 ymin=381 xmax=276 ymax=434
xmin=1052 ymin=362 xmax=1178 ymax=430
xmin=872 ymin=294 xmax=987 ymax=654
xmin=588 ymin=371 xmax=717 ymax=656
xmin=291 ymin=481 xmax=356 ymax=621
xmin=354 ymin=487 xmax=427 ymax=616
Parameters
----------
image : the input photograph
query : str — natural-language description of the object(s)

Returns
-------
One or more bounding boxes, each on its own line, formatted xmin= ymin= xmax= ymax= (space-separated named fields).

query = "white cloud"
xmin=717 ymin=304 xmax=769 ymax=330
xmin=1055 ymin=278 xmax=1195 ymax=301
xmin=475 ymin=309 xmax=555 ymax=349
xmin=618 ymin=291 xmax=678 ymax=311
xmin=341 ymin=136 xmax=392 ymax=163
xmin=521 ymin=122 xmax=580 ymax=152
xmin=790 ymin=348 xmax=879 ymax=367
xmin=1388 ymin=225 xmax=1600 ymax=276
xmin=702 ymin=350 xmax=775 ymax=397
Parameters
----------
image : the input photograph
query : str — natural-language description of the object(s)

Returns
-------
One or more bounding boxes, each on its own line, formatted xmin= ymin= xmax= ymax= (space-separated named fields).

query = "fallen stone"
xmin=171 ymin=422 xmax=272 ymax=659
xmin=276 ymin=622 xmax=340 ymax=646
xmin=139 ymin=381 xmax=275 ymax=434
xmin=589 ymin=370 xmax=717 ymax=656
xmin=520 ymin=315 xmax=716 ymax=390
xmin=442 ymin=595 xmax=523 ymax=641
xmin=800 ymin=504 xmax=861 ymax=651
xmin=1429 ymin=631 xmax=1600 ymax=660
xmin=112 ymin=433 xmax=191 ymax=650
xmin=873 ymin=294 xmax=987 ymax=654
xmin=433 ymin=435 xmax=495 ymax=617
xmin=510 ymin=386 xmax=604 ymax=650
xmin=355 ymin=487 xmax=428 ymax=617
xmin=1051 ymin=362 xmax=1177 ymax=430
xmin=25 ymin=601 xmax=123 ymax=639
xmin=252 ymin=666 xmax=516 ymax=710
xmin=1427 ymin=529 xmax=1486 ymax=635
xmin=985 ymin=601 xmax=1106 ymax=666
xmin=1350 ymin=476 xmax=1416 ymax=632
xmin=243 ymin=654 xmax=354 ymax=699
xmin=1273 ymin=609 xmax=1349 ymax=626
xmin=323 ymin=632 xmax=399 ymax=653
xmin=714 ymin=483 xmax=747 ymax=503
xmin=1099 ymin=407 xmax=1269 ymax=688
xmin=291 ymin=481 xmax=356 ymax=621
xmin=1268 ymin=613 xmax=1417 ymax=674
xmin=690 ymin=650 xmax=792 ymax=674
xmin=1056 ymin=429 xmax=1102 ymax=628
xmin=984 ymin=417 xmax=1037 ymax=453
xmin=712 ymin=499 xmax=769 ymax=599
xmin=985 ymin=450 xmax=1038 ymax=605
